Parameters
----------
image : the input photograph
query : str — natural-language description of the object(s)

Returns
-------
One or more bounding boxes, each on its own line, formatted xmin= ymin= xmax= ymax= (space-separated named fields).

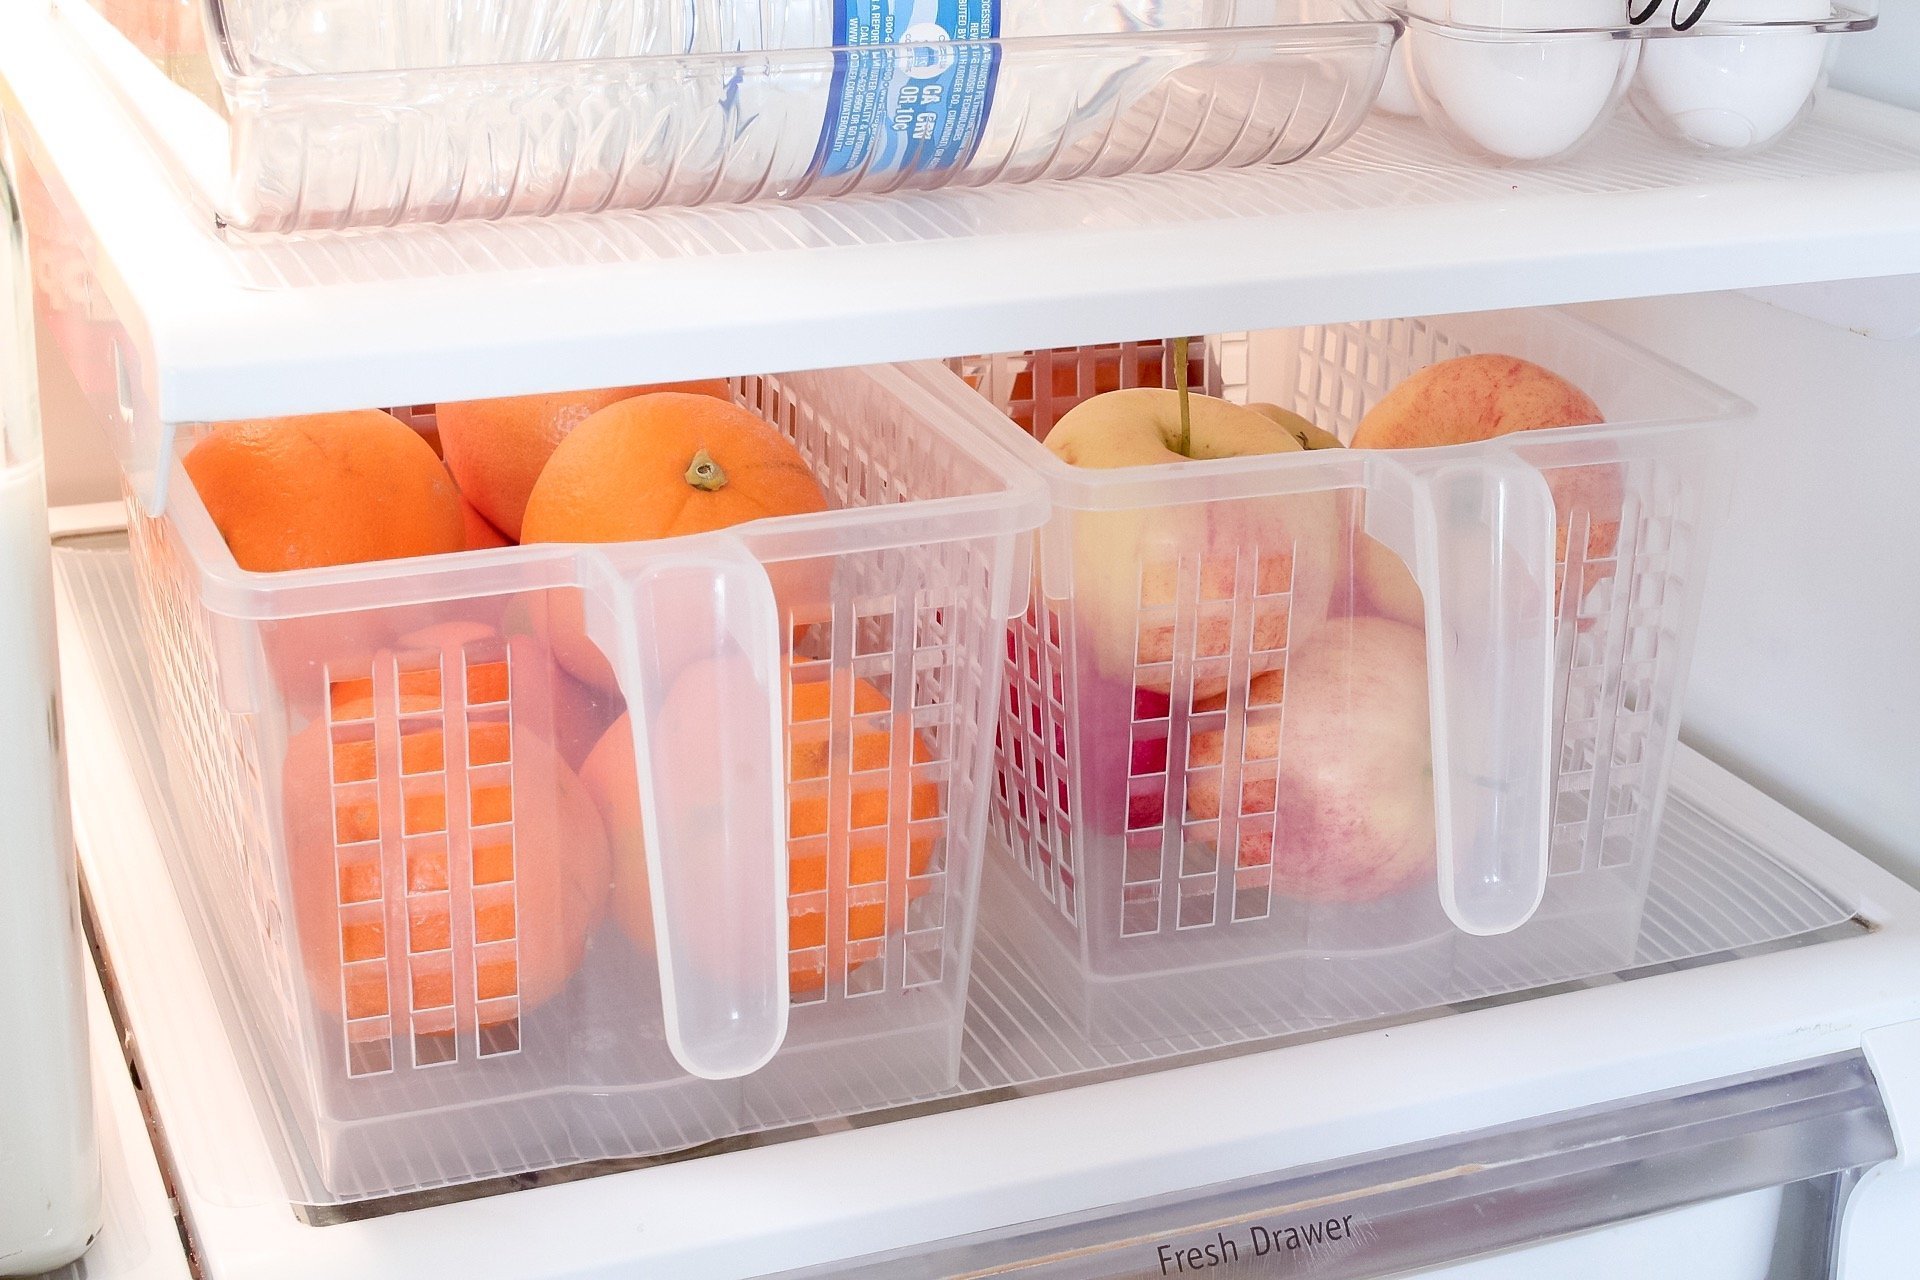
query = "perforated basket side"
xmin=123 ymin=486 xmax=303 ymax=1055
xmin=960 ymin=338 xmax=1227 ymax=934
xmin=742 ymin=368 xmax=1012 ymax=1017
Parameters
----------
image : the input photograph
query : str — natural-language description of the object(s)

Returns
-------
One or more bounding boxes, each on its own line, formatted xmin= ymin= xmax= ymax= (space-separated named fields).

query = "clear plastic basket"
xmin=1385 ymin=1 xmax=1880 ymax=164
xmin=941 ymin=309 xmax=1746 ymax=1042
xmin=64 ymin=0 xmax=1397 ymax=232
xmin=125 ymin=365 xmax=1042 ymax=1203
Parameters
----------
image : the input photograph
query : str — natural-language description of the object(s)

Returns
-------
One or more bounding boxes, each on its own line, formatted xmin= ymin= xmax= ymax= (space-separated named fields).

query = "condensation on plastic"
xmin=578 ymin=543 xmax=790 ymax=1080
xmin=1361 ymin=452 xmax=1555 ymax=935
xmin=66 ymin=0 xmax=1396 ymax=231
xmin=1388 ymin=0 xmax=1880 ymax=165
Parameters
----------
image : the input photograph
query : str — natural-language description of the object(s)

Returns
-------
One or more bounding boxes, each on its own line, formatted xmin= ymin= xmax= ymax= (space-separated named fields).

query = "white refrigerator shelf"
xmin=50 ymin=505 xmax=1920 ymax=1280
xmin=4 ymin=0 xmax=1920 ymax=439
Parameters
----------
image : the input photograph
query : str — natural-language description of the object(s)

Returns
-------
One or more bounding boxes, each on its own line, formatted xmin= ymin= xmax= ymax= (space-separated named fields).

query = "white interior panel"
xmin=1573 ymin=293 xmax=1920 ymax=885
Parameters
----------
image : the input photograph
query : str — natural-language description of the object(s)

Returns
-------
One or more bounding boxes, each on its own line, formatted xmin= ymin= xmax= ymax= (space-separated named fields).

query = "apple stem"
xmin=1173 ymin=335 xmax=1193 ymax=458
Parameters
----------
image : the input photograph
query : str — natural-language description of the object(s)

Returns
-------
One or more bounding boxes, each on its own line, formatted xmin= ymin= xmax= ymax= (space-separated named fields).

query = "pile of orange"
xmin=190 ymin=374 xmax=934 ymax=1033
xmin=282 ymin=647 xmax=611 ymax=1032
xmin=581 ymin=663 xmax=941 ymax=997
xmin=184 ymin=409 xmax=466 ymax=573
xmin=438 ymin=380 xmax=729 ymax=542
xmin=520 ymin=390 xmax=833 ymax=692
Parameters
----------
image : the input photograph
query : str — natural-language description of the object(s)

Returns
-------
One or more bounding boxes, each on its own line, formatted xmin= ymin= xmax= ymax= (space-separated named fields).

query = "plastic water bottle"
xmin=701 ymin=0 xmax=1247 ymax=193
xmin=233 ymin=0 xmax=1240 ymax=202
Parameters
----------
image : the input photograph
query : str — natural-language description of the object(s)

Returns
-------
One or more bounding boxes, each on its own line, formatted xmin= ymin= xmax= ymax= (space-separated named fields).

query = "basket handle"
xmin=1363 ymin=451 xmax=1556 ymax=937
xmin=578 ymin=540 xmax=789 ymax=1079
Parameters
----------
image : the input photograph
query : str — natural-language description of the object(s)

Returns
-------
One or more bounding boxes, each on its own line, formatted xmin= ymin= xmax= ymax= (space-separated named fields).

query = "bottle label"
xmin=812 ymin=0 xmax=1001 ymax=179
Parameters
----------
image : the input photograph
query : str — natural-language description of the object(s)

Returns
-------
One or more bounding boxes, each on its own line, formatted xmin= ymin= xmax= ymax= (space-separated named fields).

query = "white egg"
xmin=1406 ymin=0 xmax=1637 ymax=162
xmin=1635 ymin=0 xmax=1832 ymax=151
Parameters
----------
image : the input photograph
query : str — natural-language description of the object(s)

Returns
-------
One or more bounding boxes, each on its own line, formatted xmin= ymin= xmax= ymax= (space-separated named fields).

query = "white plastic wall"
xmin=1573 ymin=293 xmax=1920 ymax=887
xmin=1832 ymin=7 xmax=1920 ymax=113
xmin=36 ymin=314 xmax=117 ymax=507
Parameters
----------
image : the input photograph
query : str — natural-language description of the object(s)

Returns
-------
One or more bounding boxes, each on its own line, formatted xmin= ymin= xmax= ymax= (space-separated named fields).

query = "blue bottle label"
xmin=812 ymin=0 xmax=1001 ymax=179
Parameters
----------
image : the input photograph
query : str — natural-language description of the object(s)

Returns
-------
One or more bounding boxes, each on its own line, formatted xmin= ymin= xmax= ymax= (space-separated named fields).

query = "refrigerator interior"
xmin=49 ymin=522 xmax=1920 ymax=1276
xmin=9 ymin=0 xmax=1920 ymax=1273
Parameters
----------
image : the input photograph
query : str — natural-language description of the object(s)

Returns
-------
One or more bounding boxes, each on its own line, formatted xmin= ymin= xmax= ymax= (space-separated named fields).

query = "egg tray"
xmin=1374 ymin=1 xmax=1881 ymax=165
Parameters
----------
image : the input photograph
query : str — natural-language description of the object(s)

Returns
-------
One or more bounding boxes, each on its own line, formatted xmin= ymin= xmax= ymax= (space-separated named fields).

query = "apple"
xmin=1044 ymin=387 xmax=1302 ymax=468
xmin=1247 ymin=403 xmax=1344 ymax=452
xmin=1332 ymin=533 xmax=1425 ymax=630
xmin=1044 ymin=388 xmax=1340 ymax=702
xmin=1350 ymin=353 xmax=1622 ymax=622
xmin=1350 ymin=352 xmax=1619 ymax=566
xmin=1236 ymin=411 xmax=1427 ymax=630
xmin=1186 ymin=617 xmax=1434 ymax=903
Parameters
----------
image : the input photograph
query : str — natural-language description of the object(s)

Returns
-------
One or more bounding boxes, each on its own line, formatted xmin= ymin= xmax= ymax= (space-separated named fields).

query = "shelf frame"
xmin=6 ymin=0 xmax=1920 ymax=442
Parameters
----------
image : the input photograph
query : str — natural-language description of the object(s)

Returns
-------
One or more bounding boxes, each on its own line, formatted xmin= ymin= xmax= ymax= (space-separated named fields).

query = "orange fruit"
xmin=460 ymin=496 xmax=513 ymax=551
xmin=285 ymin=652 xmax=611 ymax=1034
xmin=437 ymin=380 xmax=730 ymax=542
xmin=499 ymin=595 xmax=624 ymax=770
xmin=521 ymin=392 xmax=833 ymax=693
xmin=523 ymin=393 xmax=829 ymax=543
xmin=183 ymin=410 xmax=464 ymax=573
xmin=581 ymin=664 xmax=941 ymax=997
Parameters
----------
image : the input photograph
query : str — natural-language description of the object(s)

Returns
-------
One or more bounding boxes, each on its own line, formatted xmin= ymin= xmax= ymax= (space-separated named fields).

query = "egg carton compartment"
xmin=1376 ymin=1 xmax=1880 ymax=164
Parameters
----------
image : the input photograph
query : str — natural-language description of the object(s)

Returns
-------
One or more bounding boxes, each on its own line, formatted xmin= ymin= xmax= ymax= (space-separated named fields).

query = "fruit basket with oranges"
xmin=944 ymin=308 xmax=1748 ymax=1043
xmin=125 ymin=366 xmax=1044 ymax=1203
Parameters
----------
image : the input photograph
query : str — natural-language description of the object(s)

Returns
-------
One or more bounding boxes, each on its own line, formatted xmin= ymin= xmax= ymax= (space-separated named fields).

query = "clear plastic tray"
xmin=1384 ymin=1 xmax=1881 ymax=163
xmin=125 ymin=366 xmax=1043 ymax=1201
xmin=945 ymin=309 xmax=1748 ymax=1042
xmin=63 ymin=0 xmax=1396 ymax=231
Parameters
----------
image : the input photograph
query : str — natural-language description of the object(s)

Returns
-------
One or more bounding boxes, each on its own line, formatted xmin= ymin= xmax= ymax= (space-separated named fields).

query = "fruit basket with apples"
xmin=944 ymin=309 xmax=1748 ymax=1043
xmin=124 ymin=365 xmax=1044 ymax=1204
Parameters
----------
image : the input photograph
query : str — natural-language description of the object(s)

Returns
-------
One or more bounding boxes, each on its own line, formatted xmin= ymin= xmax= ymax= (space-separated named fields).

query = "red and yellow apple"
xmin=1043 ymin=389 xmax=1341 ymax=702
xmin=1186 ymin=617 xmax=1434 ymax=903
xmin=1247 ymin=403 xmax=1344 ymax=452
xmin=1349 ymin=353 xmax=1620 ymax=618
xmin=1333 ymin=533 xmax=1426 ymax=630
